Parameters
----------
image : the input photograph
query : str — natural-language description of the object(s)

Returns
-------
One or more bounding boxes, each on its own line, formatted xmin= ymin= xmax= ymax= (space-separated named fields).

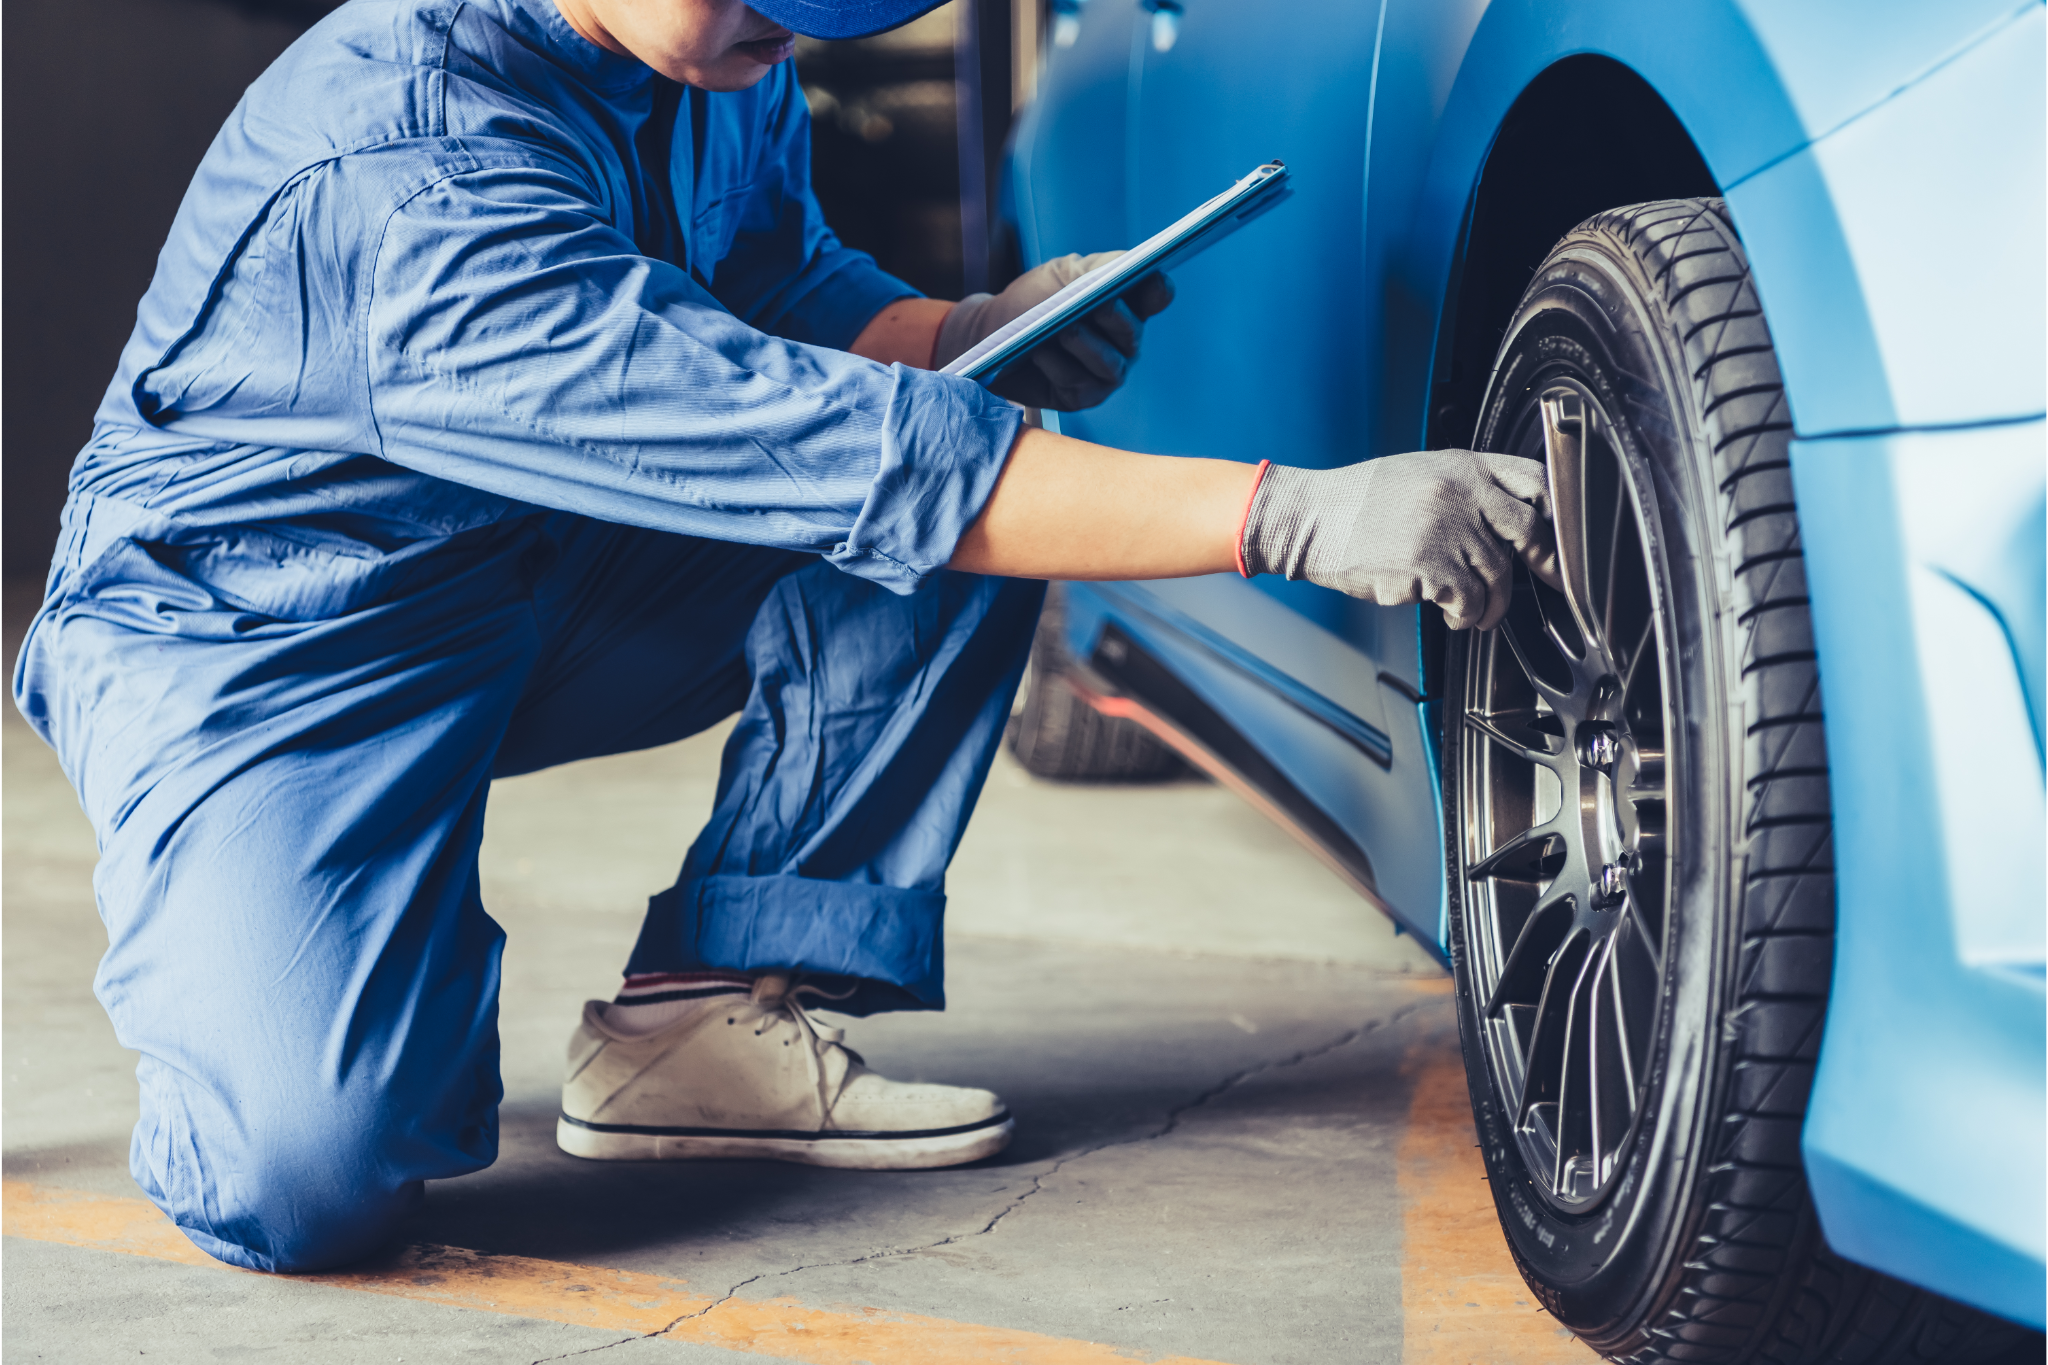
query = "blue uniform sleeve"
xmin=695 ymin=71 xmax=920 ymax=351
xmin=366 ymin=149 xmax=1019 ymax=593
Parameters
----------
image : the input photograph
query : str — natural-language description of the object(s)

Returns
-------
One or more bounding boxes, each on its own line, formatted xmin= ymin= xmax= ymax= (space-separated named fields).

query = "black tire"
xmin=1442 ymin=199 xmax=2033 ymax=1363
xmin=1006 ymin=584 xmax=1187 ymax=781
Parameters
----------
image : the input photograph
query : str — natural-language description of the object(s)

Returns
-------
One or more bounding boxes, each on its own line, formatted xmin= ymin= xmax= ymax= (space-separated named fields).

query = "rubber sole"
xmin=555 ymin=1114 xmax=1015 ymax=1170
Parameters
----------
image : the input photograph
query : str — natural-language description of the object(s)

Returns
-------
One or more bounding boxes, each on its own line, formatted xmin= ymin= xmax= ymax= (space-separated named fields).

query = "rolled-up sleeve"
xmin=366 ymin=150 xmax=1020 ymax=592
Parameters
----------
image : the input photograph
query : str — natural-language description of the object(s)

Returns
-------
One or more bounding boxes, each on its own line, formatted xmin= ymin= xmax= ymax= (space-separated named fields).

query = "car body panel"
xmin=1731 ymin=4 xmax=2046 ymax=435
xmin=1010 ymin=0 xmax=2047 ymax=1325
xmin=1792 ymin=423 xmax=2046 ymax=1321
xmin=1060 ymin=577 xmax=1448 ymax=942
xmin=1789 ymin=6 xmax=2044 ymax=430
xmin=1008 ymin=3 xmax=1131 ymax=282
xmin=1717 ymin=147 xmax=1897 ymax=434
xmin=1732 ymin=0 xmax=2033 ymax=148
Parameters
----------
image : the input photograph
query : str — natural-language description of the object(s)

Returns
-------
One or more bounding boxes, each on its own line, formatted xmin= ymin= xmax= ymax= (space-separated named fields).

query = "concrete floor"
xmin=2 ymin=590 xmax=1594 ymax=1365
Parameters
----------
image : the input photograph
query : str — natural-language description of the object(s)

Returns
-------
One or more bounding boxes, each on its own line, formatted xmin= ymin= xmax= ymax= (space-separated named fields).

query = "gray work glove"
xmin=932 ymin=251 xmax=1176 ymax=411
xmin=1239 ymin=450 xmax=1560 ymax=631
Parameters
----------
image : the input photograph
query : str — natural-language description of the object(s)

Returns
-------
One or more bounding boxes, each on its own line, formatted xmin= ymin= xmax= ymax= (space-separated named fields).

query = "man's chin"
xmin=682 ymin=55 xmax=782 ymax=92
xmin=734 ymin=34 xmax=796 ymax=66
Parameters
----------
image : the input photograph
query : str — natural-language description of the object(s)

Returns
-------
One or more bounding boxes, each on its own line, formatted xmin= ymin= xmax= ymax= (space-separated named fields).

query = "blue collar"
xmin=494 ymin=0 xmax=655 ymax=95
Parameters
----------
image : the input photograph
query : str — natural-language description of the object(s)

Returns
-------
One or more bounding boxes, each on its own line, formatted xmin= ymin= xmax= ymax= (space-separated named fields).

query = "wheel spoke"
xmin=1589 ymin=930 xmax=1650 ymax=1190
xmin=1605 ymin=934 xmax=1638 ymax=1105
xmin=1464 ymin=712 xmax=1560 ymax=767
xmin=1620 ymin=614 xmax=1657 ymax=700
xmin=1602 ymin=453 xmax=1628 ymax=652
xmin=1499 ymin=610 xmax=1573 ymax=702
xmin=1584 ymin=936 xmax=1613 ymax=1190
xmin=1614 ymin=908 xmax=1662 ymax=1084
xmin=1467 ymin=822 xmax=1563 ymax=883
xmin=1484 ymin=892 xmax=1572 ymax=1018
xmin=1539 ymin=389 xmax=1602 ymax=654
xmin=1514 ymin=930 xmax=1588 ymax=1129
xmin=1535 ymin=576 xmax=1589 ymax=666
xmin=1623 ymin=895 xmax=1664 ymax=977
xmin=1550 ymin=942 xmax=1601 ymax=1198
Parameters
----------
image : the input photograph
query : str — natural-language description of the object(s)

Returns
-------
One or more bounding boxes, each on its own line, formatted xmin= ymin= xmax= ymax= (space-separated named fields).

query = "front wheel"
xmin=1444 ymin=199 xmax=2028 ymax=1363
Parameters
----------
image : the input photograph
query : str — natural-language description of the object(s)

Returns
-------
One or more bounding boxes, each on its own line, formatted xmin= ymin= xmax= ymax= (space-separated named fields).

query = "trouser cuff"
xmin=625 ymin=875 xmax=946 ymax=1015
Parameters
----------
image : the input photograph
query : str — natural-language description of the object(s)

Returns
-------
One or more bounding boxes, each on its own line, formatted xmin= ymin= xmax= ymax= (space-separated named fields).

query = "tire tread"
xmin=1575 ymin=199 xmax=2031 ymax=1365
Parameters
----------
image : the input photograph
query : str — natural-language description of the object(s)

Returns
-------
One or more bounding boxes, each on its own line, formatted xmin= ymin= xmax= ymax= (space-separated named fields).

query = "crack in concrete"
xmin=523 ymin=1275 xmax=766 ymax=1365
xmin=526 ymin=1333 xmax=644 ymax=1363
xmin=675 ymin=1273 xmax=763 ymax=1322
xmin=524 ymin=1000 xmax=1430 ymax=1363
xmin=962 ymin=1001 xmax=1429 ymax=1247
xmin=733 ymin=1001 xmax=1431 ymax=1286
xmin=524 ymin=1269 xmax=772 ymax=1363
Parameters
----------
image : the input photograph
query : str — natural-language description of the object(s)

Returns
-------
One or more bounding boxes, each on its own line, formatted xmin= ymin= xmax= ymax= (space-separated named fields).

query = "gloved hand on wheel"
xmin=1238 ymin=450 xmax=1561 ymax=631
xmin=932 ymin=251 xmax=1176 ymax=412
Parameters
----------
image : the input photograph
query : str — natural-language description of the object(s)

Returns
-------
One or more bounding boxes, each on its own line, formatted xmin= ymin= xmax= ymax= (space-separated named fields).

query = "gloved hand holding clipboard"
xmin=940 ymin=161 xmax=1292 ymax=396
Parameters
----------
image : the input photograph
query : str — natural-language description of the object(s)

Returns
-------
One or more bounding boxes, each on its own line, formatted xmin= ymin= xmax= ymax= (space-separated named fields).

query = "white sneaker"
xmin=557 ymin=973 xmax=1014 ymax=1169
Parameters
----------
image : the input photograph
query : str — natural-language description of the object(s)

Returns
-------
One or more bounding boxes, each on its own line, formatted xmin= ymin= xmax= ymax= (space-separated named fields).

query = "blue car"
xmin=999 ymin=0 xmax=2046 ymax=1356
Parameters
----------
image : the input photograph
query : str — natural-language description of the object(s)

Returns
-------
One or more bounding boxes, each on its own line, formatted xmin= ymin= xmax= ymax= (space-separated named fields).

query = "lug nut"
xmin=1596 ymin=861 xmax=1628 ymax=907
xmin=1581 ymin=729 xmax=1618 ymax=769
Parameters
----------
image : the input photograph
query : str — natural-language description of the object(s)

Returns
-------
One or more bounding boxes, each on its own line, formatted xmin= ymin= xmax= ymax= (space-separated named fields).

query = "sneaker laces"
xmin=748 ymin=973 xmax=860 ymax=1129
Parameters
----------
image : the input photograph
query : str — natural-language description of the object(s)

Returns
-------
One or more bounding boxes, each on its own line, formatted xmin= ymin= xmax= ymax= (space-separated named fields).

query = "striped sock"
xmin=606 ymin=971 xmax=755 ymax=1037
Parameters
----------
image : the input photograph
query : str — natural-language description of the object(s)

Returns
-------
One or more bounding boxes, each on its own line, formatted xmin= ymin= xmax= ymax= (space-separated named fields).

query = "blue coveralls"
xmin=12 ymin=0 xmax=1039 ymax=1273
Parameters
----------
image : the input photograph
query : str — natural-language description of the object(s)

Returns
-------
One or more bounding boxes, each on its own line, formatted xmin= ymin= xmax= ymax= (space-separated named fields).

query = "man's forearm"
xmin=850 ymin=297 xmax=955 ymax=368
xmin=946 ymin=426 xmax=1252 ymax=581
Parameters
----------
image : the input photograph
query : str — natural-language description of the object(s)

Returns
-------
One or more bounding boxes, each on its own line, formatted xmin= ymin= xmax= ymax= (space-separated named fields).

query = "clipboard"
xmin=941 ymin=160 xmax=1292 ymax=387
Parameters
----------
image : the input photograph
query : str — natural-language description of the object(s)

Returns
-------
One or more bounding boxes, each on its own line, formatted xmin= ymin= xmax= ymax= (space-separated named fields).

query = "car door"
xmin=1022 ymin=0 xmax=1450 ymax=938
xmin=1006 ymin=1 xmax=1136 ymax=296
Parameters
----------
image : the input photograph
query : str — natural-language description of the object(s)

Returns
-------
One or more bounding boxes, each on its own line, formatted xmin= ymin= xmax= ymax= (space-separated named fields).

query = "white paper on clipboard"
xmin=941 ymin=160 xmax=1292 ymax=387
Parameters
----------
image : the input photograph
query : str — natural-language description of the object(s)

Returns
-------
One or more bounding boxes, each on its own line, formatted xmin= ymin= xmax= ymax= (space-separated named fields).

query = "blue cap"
xmin=750 ymin=0 xmax=952 ymax=41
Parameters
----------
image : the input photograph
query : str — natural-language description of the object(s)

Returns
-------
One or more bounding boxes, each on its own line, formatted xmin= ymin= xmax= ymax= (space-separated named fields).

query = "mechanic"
xmin=12 ymin=0 xmax=1556 ymax=1274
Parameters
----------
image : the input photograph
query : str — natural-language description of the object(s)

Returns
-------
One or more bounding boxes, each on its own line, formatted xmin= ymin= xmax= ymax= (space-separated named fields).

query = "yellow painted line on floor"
xmin=1397 ymin=1012 xmax=1601 ymax=1364
xmin=3 ymin=1179 xmax=1233 ymax=1364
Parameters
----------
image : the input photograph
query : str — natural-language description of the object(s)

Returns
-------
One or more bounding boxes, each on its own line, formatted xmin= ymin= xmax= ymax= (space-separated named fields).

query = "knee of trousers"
xmin=129 ymin=1061 xmax=492 ymax=1274
xmin=148 ymin=1168 xmax=425 ymax=1275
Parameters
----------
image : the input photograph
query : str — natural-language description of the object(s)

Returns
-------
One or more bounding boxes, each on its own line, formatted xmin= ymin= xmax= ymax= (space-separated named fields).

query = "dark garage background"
xmin=1 ymin=0 xmax=1038 ymax=581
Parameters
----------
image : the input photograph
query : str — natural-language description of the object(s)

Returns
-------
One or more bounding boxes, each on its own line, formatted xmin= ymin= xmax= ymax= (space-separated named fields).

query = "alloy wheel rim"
xmin=1462 ymin=380 xmax=1674 ymax=1211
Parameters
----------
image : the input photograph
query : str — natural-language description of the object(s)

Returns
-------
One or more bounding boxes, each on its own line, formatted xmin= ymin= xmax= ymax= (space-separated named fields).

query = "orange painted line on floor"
xmin=1 ymin=1181 xmax=218 ymax=1269
xmin=662 ymin=1297 xmax=1225 ymax=1365
xmin=2 ymin=1179 xmax=1234 ymax=1365
xmin=1397 ymin=1030 xmax=1601 ymax=1364
xmin=2 ymin=1180 xmax=712 ymax=1333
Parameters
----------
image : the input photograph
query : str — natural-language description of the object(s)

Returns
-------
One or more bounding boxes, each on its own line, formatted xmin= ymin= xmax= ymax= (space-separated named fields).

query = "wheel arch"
xmin=1375 ymin=0 xmax=1815 ymax=462
xmin=1411 ymin=51 xmax=1732 ymax=725
xmin=1422 ymin=56 xmax=1720 ymax=456
xmin=1391 ymin=0 xmax=1825 ymax=709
